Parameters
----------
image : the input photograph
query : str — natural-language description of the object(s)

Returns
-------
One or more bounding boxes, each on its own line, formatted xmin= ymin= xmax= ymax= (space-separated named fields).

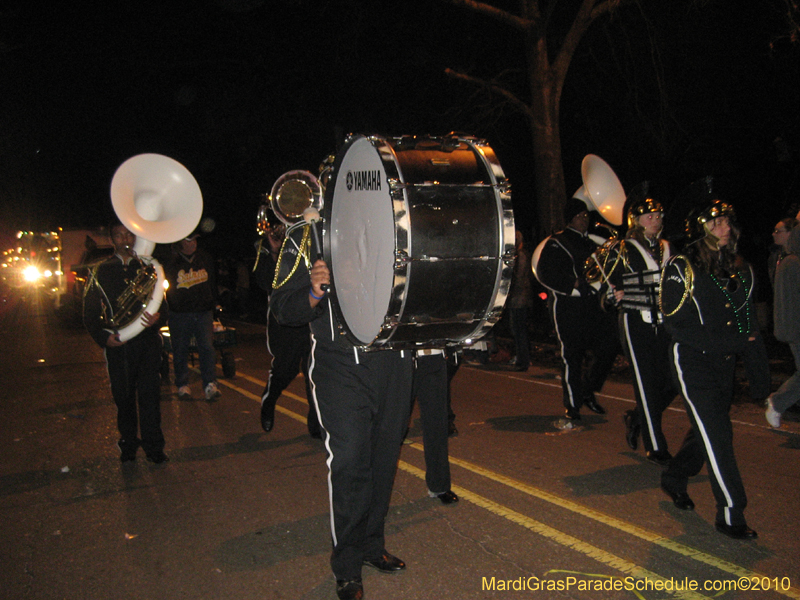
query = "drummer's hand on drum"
xmin=309 ymin=259 xmax=330 ymax=307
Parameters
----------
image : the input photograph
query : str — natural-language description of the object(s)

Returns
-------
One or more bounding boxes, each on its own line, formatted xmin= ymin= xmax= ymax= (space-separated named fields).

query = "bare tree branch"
xmin=444 ymin=67 xmax=535 ymax=120
xmin=440 ymin=0 xmax=532 ymax=31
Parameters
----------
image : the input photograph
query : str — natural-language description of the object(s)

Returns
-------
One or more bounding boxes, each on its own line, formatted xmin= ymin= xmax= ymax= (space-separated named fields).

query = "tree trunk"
xmin=527 ymin=35 xmax=567 ymax=241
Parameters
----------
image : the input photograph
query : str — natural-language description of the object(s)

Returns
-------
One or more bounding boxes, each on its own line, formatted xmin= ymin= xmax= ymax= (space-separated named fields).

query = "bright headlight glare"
xmin=23 ymin=265 xmax=41 ymax=282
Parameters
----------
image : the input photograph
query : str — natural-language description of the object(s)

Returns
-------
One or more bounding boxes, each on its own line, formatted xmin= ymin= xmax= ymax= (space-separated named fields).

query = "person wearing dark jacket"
xmin=535 ymin=197 xmax=618 ymax=420
xmin=253 ymin=223 xmax=321 ymax=437
xmin=660 ymin=199 xmax=758 ymax=540
xmin=507 ymin=230 xmax=533 ymax=371
xmin=766 ymin=224 xmax=800 ymax=428
xmin=83 ymin=222 xmax=168 ymax=463
xmin=608 ymin=190 xmax=677 ymax=466
xmin=269 ymin=221 xmax=413 ymax=600
xmin=164 ymin=234 xmax=220 ymax=401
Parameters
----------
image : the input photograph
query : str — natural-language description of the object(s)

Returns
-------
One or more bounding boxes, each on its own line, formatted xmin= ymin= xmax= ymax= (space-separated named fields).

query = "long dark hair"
xmin=685 ymin=220 xmax=742 ymax=277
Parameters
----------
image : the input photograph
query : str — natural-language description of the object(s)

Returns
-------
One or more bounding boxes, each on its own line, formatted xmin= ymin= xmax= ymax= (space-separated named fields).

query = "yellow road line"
xmin=192 ymin=369 xmax=308 ymax=423
xmin=206 ymin=366 xmax=800 ymax=598
xmin=406 ymin=442 xmax=800 ymax=597
xmin=398 ymin=460 xmax=713 ymax=600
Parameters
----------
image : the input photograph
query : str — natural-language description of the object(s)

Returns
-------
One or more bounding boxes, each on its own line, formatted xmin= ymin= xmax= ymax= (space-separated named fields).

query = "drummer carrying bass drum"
xmin=606 ymin=186 xmax=678 ymax=466
xmin=269 ymin=221 xmax=413 ymax=600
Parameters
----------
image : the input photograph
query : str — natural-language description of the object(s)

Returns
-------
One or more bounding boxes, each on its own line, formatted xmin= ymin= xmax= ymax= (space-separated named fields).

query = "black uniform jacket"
xmin=661 ymin=256 xmax=755 ymax=355
xmin=536 ymin=227 xmax=597 ymax=297
xmin=83 ymin=255 xmax=167 ymax=348
xmin=269 ymin=224 xmax=356 ymax=354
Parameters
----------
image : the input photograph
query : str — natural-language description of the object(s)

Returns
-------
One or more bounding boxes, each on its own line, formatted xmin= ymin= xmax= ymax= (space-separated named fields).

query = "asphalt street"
xmin=2 ymin=288 xmax=799 ymax=600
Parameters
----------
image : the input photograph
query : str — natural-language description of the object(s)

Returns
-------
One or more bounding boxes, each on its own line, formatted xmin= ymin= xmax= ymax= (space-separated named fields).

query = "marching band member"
xmin=659 ymin=199 xmax=758 ymax=539
xmin=269 ymin=220 xmax=413 ymax=600
xmin=253 ymin=220 xmax=321 ymax=438
xmin=83 ymin=222 xmax=168 ymax=463
xmin=536 ymin=197 xmax=618 ymax=420
xmin=608 ymin=187 xmax=678 ymax=465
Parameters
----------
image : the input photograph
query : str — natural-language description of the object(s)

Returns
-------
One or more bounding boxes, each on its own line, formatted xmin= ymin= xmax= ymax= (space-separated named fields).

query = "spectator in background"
xmin=768 ymin=217 xmax=797 ymax=290
xmin=766 ymin=223 xmax=800 ymax=428
xmin=164 ymin=233 xmax=221 ymax=401
xmin=507 ymin=230 xmax=532 ymax=371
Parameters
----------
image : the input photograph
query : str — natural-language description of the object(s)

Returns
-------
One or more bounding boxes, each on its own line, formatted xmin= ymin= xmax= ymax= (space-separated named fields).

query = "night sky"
xmin=2 ymin=0 xmax=799 ymax=265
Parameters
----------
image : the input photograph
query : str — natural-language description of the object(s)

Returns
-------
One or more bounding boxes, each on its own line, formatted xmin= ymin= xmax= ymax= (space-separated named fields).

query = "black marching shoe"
xmin=583 ymin=394 xmax=606 ymax=415
xmin=647 ymin=450 xmax=673 ymax=467
xmin=715 ymin=522 xmax=758 ymax=540
xmin=660 ymin=484 xmax=694 ymax=510
xmin=336 ymin=578 xmax=363 ymax=600
xmin=117 ymin=441 xmax=137 ymax=462
xmin=120 ymin=450 xmax=137 ymax=463
xmin=363 ymin=552 xmax=406 ymax=573
xmin=145 ymin=451 xmax=170 ymax=464
xmin=429 ymin=490 xmax=459 ymax=505
xmin=260 ymin=400 xmax=275 ymax=433
xmin=565 ymin=407 xmax=582 ymax=421
xmin=623 ymin=410 xmax=640 ymax=450
xmin=448 ymin=421 xmax=458 ymax=437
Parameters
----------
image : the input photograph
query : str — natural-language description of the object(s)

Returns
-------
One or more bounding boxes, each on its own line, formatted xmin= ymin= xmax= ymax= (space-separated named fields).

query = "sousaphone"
xmin=108 ymin=153 xmax=203 ymax=342
xmin=531 ymin=154 xmax=626 ymax=288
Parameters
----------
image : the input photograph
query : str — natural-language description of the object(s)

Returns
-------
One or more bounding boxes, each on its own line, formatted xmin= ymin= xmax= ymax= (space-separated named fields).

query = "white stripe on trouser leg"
xmin=672 ymin=344 xmax=735 ymax=525
xmin=552 ymin=295 xmax=576 ymax=408
xmin=309 ymin=334 xmax=338 ymax=546
xmin=623 ymin=313 xmax=659 ymax=449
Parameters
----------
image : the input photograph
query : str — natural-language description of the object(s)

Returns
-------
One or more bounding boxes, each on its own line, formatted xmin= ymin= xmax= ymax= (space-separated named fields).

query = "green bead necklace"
xmin=709 ymin=272 xmax=751 ymax=334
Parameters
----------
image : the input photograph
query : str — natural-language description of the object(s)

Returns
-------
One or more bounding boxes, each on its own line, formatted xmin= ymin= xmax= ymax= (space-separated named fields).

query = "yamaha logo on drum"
xmin=346 ymin=170 xmax=382 ymax=192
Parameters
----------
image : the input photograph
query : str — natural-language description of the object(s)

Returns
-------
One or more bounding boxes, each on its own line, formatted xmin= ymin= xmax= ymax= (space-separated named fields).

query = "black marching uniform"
xmin=536 ymin=227 xmax=619 ymax=414
xmin=269 ymin=223 xmax=414 ymax=582
xmin=83 ymin=255 xmax=166 ymax=459
xmin=412 ymin=350 xmax=454 ymax=499
xmin=253 ymin=241 xmax=320 ymax=436
xmin=660 ymin=257 xmax=755 ymax=529
xmin=612 ymin=238 xmax=677 ymax=458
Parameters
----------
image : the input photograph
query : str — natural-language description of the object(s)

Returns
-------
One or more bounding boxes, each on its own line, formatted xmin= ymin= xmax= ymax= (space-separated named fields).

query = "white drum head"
xmin=330 ymin=137 xmax=397 ymax=345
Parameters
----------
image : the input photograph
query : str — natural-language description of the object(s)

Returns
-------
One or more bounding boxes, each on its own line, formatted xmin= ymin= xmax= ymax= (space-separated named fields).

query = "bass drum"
xmin=322 ymin=134 xmax=515 ymax=349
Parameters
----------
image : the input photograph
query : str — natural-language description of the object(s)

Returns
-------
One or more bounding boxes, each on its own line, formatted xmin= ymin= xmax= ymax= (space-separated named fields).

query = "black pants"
xmin=412 ymin=353 xmax=451 ymax=495
xmin=309 ymin=343 xmax=413 ymax=580
xmin=261 ymin=310 xmax=319 ymax=432
xmin=551 ymin=294 xmax=619 ymax=409
xmin=664 ymin=343 xmax=748 ymax=527
xmin=105 ymin=332 xmax=164 ymax=455
xmin=620 ymin=312 xmax=676 ymax=453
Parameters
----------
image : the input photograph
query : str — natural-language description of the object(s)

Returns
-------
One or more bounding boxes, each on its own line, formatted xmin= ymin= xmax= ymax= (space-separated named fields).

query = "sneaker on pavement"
xmin=177 ymin=385 xmax=192 ymax=400
xmin=765 ymin=396 xmax=781 ymax=429
xmin=205 ymin=382 xmax=221 ymax=400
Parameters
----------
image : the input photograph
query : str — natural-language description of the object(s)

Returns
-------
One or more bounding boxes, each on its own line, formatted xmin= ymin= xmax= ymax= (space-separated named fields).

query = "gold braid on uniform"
xmin=658 ymin=255 xmax=694 ymax=317
xmin=272 ymin=225 xmax=312 ymax=290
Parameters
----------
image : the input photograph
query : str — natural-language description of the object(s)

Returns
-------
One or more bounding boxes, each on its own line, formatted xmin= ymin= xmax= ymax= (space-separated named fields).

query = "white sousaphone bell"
xmin=109 ymin=153 xmax=203 ymax=342
xmin=531 ymin=154 xmax=626 ymax=287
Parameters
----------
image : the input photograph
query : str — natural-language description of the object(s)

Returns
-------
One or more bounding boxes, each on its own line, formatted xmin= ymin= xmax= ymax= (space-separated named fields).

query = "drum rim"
xmin=323 ymin=133 xmax=515 ymax=350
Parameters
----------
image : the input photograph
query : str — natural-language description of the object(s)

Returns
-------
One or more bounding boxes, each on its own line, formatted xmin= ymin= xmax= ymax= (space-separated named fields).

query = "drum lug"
xmin=502 ymin=251 xmax=516 ymax=266
xmin=381 ymin=316 xmax=400 ymax=331
xmin=395 ymin=249 xmax=410 ymax=265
